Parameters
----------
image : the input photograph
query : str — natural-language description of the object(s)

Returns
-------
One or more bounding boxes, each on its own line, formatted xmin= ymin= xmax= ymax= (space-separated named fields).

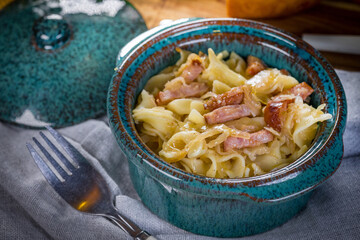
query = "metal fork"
xmin=26 ymin=126 xmax=156 ymax=240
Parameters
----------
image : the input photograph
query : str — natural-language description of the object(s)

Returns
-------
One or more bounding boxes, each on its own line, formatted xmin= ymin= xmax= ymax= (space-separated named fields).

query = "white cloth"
xmin=0 ymin=70 xmax=359 ymax=240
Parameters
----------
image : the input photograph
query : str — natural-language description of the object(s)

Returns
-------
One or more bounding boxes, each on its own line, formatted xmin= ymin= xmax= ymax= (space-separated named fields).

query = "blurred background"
xmin=128 ymin=0 xmax=360 ymax=71
xmin=1 ymin=0 xmax=359 ymax=70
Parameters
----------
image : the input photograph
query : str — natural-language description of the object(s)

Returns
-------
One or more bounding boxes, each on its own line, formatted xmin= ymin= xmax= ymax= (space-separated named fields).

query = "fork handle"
xmin=134 ymin=230 xmax=157 ymax=240
xmin=106 ymin=215 xmax=157 ymax=240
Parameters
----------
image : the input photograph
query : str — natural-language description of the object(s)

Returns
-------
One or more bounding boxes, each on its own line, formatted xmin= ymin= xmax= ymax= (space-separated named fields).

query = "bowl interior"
xmin=109 ymin=19 xmax=343 ymax=187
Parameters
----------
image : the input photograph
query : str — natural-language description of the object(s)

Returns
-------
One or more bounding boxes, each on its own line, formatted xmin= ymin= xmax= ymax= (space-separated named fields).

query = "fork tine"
xmin=46 ymin=126 xmax=87 ymax=166
xmin=26 ymin=143 xmax=61 ymax=185
xmin=33 ymin=137 xmax=68 ymax=179
xmin=40 ymin=131 xmax=76 ymax=172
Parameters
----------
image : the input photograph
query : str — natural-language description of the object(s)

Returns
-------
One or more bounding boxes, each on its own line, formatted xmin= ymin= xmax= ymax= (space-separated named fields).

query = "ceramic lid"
xmin=0 ymin=0 xmax=147 ymax=128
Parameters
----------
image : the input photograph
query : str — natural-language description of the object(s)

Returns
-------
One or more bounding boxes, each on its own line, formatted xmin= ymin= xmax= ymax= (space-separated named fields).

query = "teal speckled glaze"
xmin=0 ymin=0 xmax=147 ymax=128
xmin=107 ymin=19 xmax=347 ymax=237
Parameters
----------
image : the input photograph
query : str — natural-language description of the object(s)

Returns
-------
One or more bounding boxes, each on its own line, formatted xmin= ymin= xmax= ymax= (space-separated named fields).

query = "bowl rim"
xmin=108 ymin=18 xmax=347 ymax=200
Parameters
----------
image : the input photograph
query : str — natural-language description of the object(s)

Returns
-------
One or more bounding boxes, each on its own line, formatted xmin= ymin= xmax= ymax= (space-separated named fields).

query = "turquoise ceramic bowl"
xmin=107 ymin=18 xmax=347 ymax=237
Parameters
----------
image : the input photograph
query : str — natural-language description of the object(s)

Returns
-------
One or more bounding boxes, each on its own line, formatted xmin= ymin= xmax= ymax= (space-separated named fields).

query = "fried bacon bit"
xmin=224 ymin=129 xmax=274 ymax=151
xmin=245 ymin=56 xmax=267 ymax=77
xmin=204 ymin=104 xmax=252 ymax=125
xmin=204 ymin=87 xmax=244 ymax=111
xmin=156 ymin=77 xmax=209 ymax=105
xmin=264 ymin=82 xmax=314 ymax=131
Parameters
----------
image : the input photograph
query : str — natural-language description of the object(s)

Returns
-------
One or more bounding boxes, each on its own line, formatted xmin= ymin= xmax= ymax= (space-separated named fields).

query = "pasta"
xmin=132 ymin=48 xmax=332 ymax=178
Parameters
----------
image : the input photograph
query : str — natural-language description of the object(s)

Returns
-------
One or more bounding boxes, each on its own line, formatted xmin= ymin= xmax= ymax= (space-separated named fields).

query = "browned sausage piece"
xmin=280 ymin=69 xmax=290 ymax=75
xmin=245 ymin=56 xmax=267 ymax=77
xmin=156 ymin=81 xmax=209 ymax=105
xmin=280 ymin=82 xmax=314 ymax=101
xmin=264 ymin=82 xmax=314 ymax=131
xmin=204 ymin=104 xmax=252 ymax=125
xmin=181 ymin=58 xmax=204 ymax=83
xmin=264 ymin=99 xmax=292 ymax=132
xmin=224 ymin=129 xmax=274 ymax=151
xmin=204 ymin=87 xmax=244 ymax=111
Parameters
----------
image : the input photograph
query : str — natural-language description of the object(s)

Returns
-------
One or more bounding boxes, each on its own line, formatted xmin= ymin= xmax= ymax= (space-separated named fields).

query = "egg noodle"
xmin=132 ymin=48 xmax=332 ymax=178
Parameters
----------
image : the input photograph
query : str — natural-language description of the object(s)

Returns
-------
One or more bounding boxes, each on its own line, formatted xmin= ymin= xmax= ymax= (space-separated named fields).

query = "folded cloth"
xmin=0 ymin=70 xmax=359 ymax=240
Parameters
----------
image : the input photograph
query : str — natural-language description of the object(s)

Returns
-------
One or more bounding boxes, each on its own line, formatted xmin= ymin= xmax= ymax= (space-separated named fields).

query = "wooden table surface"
xmin=128 ymin=0 xmax=360 ymax=71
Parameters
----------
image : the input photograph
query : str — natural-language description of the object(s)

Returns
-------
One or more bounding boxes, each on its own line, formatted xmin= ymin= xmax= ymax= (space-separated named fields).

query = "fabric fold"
xmin=0 ymin=70 xmax=359 ymax=240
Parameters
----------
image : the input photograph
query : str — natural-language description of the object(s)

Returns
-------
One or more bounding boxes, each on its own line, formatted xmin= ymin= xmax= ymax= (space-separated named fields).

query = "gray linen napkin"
xmin=0 ymin=70 xmax=359 ymax=240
